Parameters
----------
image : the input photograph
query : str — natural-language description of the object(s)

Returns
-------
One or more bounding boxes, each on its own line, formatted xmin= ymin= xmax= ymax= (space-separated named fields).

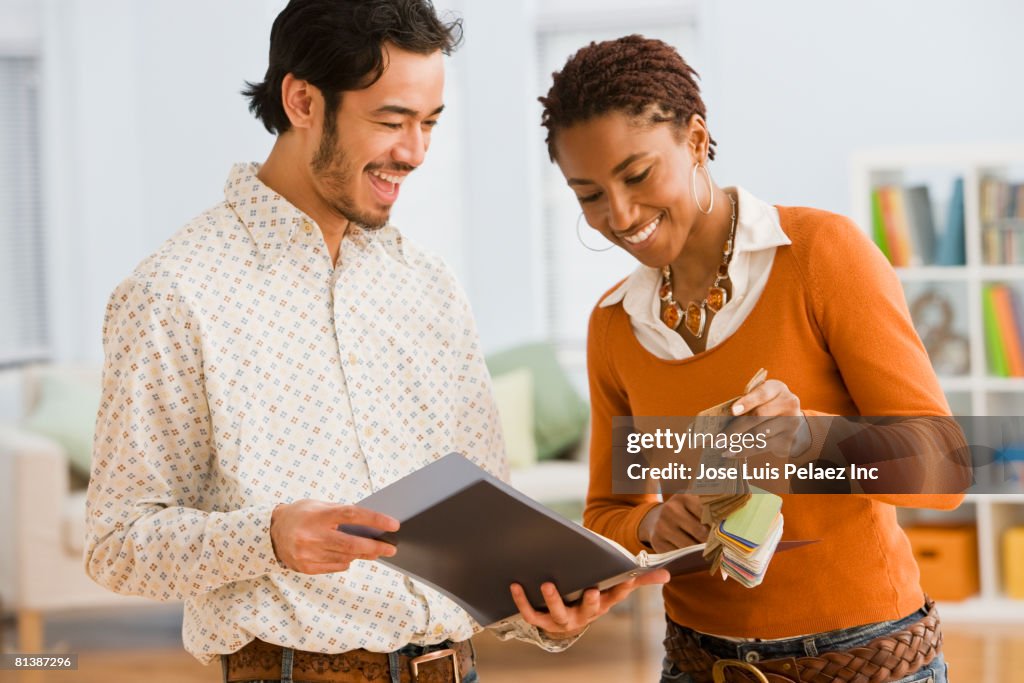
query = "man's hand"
xmin=270 ymin=500 xmax=400 ymax=574
xmin=509 ymin=569 xmax=670 ymax=639
xmin=640 ymin=494 xmax=708 ymax=554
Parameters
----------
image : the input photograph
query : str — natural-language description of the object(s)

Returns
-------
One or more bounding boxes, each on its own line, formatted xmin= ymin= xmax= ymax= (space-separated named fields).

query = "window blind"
xmin=0 ymin=56 xmax=48 ymax=366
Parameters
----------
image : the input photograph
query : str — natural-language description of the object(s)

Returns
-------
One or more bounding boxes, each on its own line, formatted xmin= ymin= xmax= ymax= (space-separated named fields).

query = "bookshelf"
xmin=851 ymin=144 xmax=1024 ymax=624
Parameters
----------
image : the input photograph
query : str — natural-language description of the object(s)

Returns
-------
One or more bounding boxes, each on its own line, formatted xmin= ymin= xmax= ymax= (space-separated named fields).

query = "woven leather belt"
xmin=224 ymin=638 xmax=474 ymax=683
xmin=665 ymin=599 xmax=942 ymax=683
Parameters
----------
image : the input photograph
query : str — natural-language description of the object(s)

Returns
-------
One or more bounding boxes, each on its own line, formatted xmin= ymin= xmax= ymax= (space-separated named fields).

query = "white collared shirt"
xmin=85 ymin=163 xmax=561 ymax=663
xmin=599 ymin=187 xmax=791 ymax=359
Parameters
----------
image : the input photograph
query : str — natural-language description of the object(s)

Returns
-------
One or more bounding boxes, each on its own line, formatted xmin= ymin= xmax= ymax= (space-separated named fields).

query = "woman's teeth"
xmin=622 ymin=217 xmax=660 ymax=244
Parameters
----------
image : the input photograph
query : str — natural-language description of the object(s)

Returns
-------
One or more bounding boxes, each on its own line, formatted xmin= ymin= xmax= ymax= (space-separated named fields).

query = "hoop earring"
xmin=576 ymin=212 xmax=613 ymax=252
xmin=691 ymin=163 xmax=714 ymax=215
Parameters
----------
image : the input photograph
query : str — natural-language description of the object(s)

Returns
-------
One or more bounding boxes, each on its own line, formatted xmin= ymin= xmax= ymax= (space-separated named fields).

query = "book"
xmin=902 ymin=185 xmax=937 ymax=267
xmin=991 ymin=285 xmax=1024 ymax=377
xmin=340 ymin=453 xmax=812 ymax=626
xmin=877 ymin=186 xmax=911 ymax=267
xmin=983 ymin=284 xmax=1009 ymax=377
xmin=870 ymin=188 xmax=892 ymax=261
xmin=936 ymin=177 xmax=965 ymax=266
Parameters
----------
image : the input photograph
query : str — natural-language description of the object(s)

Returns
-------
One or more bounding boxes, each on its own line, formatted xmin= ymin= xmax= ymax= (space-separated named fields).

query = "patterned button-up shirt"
xmin=85 ymin=162 xmax=551 ymax=664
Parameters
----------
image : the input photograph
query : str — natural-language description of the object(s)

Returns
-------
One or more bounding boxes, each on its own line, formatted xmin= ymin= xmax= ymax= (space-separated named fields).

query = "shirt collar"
xmin=598 ymin=186 xmax=789 ymax=309
xmin=223 ymin=162 xmax=408 ymax=266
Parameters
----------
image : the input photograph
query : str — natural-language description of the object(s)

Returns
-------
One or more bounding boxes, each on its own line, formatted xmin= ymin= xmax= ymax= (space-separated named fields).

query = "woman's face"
xmin=553 ymin=111 xmax=709 ymax=268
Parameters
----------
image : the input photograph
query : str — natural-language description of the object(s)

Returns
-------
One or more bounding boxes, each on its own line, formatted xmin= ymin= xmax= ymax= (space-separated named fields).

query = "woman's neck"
xmin=669 ymin=185 xmax=736 ymax=291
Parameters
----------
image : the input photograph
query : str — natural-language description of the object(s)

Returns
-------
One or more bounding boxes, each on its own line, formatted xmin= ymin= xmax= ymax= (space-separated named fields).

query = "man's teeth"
xmin=370 ymin=170 xmax=405 ymax=185
xmin=622 ymin=217 xmax=660 ymax=244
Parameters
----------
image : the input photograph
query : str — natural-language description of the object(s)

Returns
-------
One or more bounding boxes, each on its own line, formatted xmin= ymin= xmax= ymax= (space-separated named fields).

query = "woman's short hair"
xmin=539 ymin=34 xmax=715 ymax=161
xmin=243 ymin=0 xmax=462 ymax=135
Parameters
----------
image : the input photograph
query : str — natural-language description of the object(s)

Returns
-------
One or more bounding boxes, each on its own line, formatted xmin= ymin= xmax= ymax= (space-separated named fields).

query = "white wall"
xmin=464 ymin=0 xmax=1024 ymax=352
xmin=39 ymin=0 xmax=278 ymax=363
xmin=8 ymin=0 xmax=1024 ymax=367
xmin=701 ymin=0 xmax=1024 ymax=215
xmin=36 ymin=0 xmax=466 ymax=366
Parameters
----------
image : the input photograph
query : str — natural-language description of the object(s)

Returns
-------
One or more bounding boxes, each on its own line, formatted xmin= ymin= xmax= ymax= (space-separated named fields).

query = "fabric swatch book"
xmin=341 ymin=453 xmax=811 ymax=626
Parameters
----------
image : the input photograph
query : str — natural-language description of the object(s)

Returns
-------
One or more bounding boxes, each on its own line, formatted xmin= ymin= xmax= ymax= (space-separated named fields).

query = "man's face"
xmin=311 ymin=45 xmax=445 ymax=229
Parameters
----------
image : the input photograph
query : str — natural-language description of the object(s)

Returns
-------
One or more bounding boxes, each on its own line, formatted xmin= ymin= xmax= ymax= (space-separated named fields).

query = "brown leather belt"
xmin=665 ymin=599 xmax=942 ymax=683
xmin=223 ymin=638 xmax=474 ymax=683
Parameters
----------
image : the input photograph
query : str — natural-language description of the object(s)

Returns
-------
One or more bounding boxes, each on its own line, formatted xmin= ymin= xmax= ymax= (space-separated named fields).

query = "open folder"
xmin=341 ymin=453 xmax=812 ymax=626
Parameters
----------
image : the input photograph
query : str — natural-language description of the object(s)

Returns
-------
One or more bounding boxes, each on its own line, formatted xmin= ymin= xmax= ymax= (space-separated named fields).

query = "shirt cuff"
xmin=208 ymin=503 xmax=289 ymax=582
xmin=487 ymin=614 xmax=586 ymax=652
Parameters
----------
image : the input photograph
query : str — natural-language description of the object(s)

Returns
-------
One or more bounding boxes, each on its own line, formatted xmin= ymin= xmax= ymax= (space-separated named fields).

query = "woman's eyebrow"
xmin=567 ymin=152 xmax=647 ymax=186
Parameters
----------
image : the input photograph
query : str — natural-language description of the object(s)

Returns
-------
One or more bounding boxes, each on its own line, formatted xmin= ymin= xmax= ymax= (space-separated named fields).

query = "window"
xmin=535 ymin=15 xmax=700 ymax=349
xmin=0 ymin=56 xmax=47 ymax=366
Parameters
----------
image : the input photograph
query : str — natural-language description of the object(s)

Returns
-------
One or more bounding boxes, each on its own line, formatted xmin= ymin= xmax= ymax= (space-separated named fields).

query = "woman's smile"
xmin=616 ymin=212 xmax=664 ymax=248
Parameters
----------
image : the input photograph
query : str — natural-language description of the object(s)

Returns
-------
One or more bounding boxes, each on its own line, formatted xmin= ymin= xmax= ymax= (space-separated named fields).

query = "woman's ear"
xmin=684 ymin=114 xmax=710 ymax=163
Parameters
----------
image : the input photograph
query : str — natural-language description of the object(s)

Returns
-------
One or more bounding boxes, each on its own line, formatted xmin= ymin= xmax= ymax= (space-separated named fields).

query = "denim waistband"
xmin=669 ymin=603 xmax=930 ymax=662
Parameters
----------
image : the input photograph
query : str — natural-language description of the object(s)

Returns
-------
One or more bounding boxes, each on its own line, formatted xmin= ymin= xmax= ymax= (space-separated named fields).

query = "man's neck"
xmin=257 ymin=140 xmax=351 ymax=265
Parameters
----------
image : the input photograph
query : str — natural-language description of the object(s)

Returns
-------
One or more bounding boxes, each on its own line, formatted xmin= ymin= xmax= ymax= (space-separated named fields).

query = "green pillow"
xmin=23 ymin=372 xmax=101 ymax=480
xmin=486 ymin=343 xmax=589 ymax=460
xmin=490 ymin=368 xmax=537 ymax=470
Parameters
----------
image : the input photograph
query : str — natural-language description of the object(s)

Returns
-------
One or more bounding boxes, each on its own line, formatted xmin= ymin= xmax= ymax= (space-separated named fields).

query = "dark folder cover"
xmin=342 ymin=453 xmax=810 ymax=626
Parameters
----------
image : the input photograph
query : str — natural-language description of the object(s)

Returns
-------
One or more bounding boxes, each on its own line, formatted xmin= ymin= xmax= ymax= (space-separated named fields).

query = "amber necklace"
xmin=659 ymin=192 xmax=737 ymax=338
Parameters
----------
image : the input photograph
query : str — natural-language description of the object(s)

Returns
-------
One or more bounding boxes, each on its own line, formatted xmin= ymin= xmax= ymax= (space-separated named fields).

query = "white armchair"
xmin=0 ymin=366 xmax=157 ymax=652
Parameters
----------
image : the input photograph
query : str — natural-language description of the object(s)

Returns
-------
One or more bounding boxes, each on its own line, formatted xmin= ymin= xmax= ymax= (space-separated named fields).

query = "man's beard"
xmin=311 ymin=112 xmax=389 ymax=230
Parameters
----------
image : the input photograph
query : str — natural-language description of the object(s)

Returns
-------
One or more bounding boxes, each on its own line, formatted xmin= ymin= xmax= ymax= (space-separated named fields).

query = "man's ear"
xmin=280 ymin=73 xmax=319 ymax=131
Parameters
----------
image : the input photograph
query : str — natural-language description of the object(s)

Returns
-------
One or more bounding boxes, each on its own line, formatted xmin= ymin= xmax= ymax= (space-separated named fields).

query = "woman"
xmin=539 ymin=35 xmax=963 ymax=682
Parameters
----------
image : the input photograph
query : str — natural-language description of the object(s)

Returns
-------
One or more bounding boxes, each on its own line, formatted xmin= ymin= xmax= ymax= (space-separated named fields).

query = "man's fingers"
xmin=510 ymin=583 xmax=540 ymax=622
xmin=324 ymin=533 xmax=397 ymax=560
xmin=319 ymin=543 xmax=396 ymax=562
xmin=581 ymin=587 xmax=602 ymax=613
xmin=635 ymin=568 xmax=671 ymax=587
xmin=332 ymin=505 xmax=400 ymax=533
xmin=540 ymin=583 xmax=572 ymax=627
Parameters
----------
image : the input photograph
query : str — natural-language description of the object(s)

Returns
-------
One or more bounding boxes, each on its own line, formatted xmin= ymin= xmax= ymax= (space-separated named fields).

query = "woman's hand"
xmin=509 ymin=569 xmax=670 ymax=639
xmin=640 ymin=494 xmax=708 ymax=554
xmin=728 ymin=379 xmax=811 ymax=458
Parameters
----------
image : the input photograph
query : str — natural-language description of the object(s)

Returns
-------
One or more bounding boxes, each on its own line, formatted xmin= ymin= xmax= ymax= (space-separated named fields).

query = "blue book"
xmin=936 ymin=178 xmax=965 ymax=266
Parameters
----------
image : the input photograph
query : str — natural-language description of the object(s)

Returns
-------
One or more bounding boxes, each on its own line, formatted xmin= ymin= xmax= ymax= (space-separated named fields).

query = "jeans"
xmin=659 ymin=604 xmax=948 ymax=683
xmin=220 ymin=640 xmax=479 ymax=683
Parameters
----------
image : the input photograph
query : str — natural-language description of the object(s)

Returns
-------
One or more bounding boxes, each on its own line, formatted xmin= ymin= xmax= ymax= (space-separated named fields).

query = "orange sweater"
xmin=584 ymin=206 xmax=965 ymax=638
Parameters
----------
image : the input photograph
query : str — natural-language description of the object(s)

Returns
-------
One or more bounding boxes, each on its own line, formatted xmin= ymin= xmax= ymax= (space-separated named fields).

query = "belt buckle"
xmin=410 ymin=647 xmax=460 ymax=682
xmin=712 ymin=659 xmax=770 ymax=683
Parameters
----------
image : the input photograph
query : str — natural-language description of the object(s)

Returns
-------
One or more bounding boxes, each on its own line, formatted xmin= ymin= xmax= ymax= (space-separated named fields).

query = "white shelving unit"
xmin=851 ymin=144 xmax=1024 ymax=623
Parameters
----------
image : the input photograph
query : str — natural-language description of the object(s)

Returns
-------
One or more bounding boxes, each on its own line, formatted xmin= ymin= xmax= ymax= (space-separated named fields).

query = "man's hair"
xmin=538 ymin=34 xmax=715 ymax=161
xmin=243 ymin=0 xmax=463 ymax=135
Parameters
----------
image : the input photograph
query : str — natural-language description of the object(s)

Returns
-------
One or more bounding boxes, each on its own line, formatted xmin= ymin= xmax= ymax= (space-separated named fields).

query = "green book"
xmin=871 ymin=188 xmax=891 ymax=260
xmin=983 ymin=284 xmax=1010 ymax=377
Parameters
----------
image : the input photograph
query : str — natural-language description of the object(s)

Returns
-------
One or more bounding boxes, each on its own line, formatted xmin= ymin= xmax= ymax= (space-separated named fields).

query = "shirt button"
xmin=302 ymin=220 xmax=313 ymax=233
xmin=348 ymin=352 xmax=357 ymax=364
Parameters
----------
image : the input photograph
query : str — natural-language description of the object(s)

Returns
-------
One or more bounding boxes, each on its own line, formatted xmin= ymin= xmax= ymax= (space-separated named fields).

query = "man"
xmin=84 ymin=1 xmax=666 ymax=681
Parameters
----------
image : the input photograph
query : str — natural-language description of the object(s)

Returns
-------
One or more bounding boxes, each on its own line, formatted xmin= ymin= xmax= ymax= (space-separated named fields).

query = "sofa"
xmin=487 ymin=343 xmax=591 ymax=520
xmin=0 ymin=346 xmax=591 ymax=651
xmin=0 ymin=365 xmax=156 ymax=652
